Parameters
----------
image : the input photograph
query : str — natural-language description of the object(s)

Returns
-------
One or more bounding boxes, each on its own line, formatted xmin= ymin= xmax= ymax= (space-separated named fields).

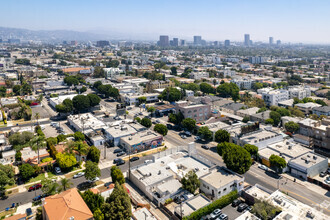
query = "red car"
xmin=28 ymin=183 xmax=42 ymax=191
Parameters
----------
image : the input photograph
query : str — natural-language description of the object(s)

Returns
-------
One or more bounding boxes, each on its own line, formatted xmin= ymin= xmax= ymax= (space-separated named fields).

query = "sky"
xmin=1 ymin=0 xmax=330 ymax=43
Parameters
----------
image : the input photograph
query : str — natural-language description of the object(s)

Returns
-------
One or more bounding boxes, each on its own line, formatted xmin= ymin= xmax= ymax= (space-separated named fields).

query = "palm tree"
xmin=31 ymin=135 xmax=46 ymax=164
xmin=35 ymin=113 xmax=40 ymax=125
xmin=59 ymin=178 xmax=73 ymax=192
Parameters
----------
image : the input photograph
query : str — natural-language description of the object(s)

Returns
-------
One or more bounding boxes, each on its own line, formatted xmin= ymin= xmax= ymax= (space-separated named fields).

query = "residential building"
xmin=67 ymin=113 xmax=106 ymax=133
xmin=1 ymin=97 xmax=17 ymax=106
xmin=21 ymin=147 xmax=50 ymax=166
xmin=312 ymin=106 xmax=330 ymax=117
xmin=248 ymin=56 xmax=267 ymax=64
xmin=104 ymin=67 xmax=122 ymax=79
xmin=250 ymin=110 xmax=271 ymax=123
xmin=0 ymin=150 xmax=15 ymax=165
xmin=236 ymin=107 xmax=260 ymax=118
xmin=42 ymin=188 xmax=93 ymax=220
xmin=176 ymin=100 xmax=211 ymax=123
xmin=220 ymin=102 xmax=247 ymax=115
xmin=174 ymin=195 xmax=211 ymax=218
xmin=231 ymin=78 xmax=254 ymax=89
xmin=49 ymin=94 xmax=79 ymax=108
xmin=122 ymin=93 xmax=159 ymax=106
xmin=199 ymin=166 xmax=244 ymax=199
xmin=189 ymin=71 xmax=209 ymax=80
xmin=288 ymin=86 xmax=311 ymax=99
xmin=262 ymin=90 xmax=289 ymax=106
xmin=295 ymin=102 xmax=321 ymax=115
xmin=146 ymin=80 xmax=174 ymax=93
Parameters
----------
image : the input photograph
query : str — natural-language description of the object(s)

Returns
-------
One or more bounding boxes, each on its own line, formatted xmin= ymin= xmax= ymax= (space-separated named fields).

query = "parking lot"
xmin=42 ymin=122 xmax=74 ymax=138
xmin=31 ymin=106 xmax=51 ymax=119
xmin=221 ymin=202 xmax=246 ymax=219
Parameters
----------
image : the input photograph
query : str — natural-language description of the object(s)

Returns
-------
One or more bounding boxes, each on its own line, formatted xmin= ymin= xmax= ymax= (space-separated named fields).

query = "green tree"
xmin=87 ymin=146 xmax=101 ymax=163
xmin=154 ymin=124 xmax=168 ymax=136
xmin=137 ymin=96 xmax=147 ymax=104
xmin=93 ymin=81 xmax=103 ymax=89
xmin=198 ymin=126 xmax=213 ymax=141
xmin=251 ymin=82 xmax=264 ymax=91
xmin=82 ymin=189 xmax=105 ymax=213
xmin=186 ymin=83 xmax=200 ymax=92
xmin=111 ymin=166 xmax=125 ymax=185
xmin=134 ymin=117 xmax=141 ymax=123
xmin=102 ymin=182 xmax=132 ymax=220
xmin=214 ymin=129 xmax=230 ymax=143
xmin=276 ymin=107 xmax=291 ymax=117
xmin=217 ymin=142 xmax=231 ymax=156
xmin=140 ymin=117 xmax=152 ymax=128
xmin=87 ymin=93 xmax=101 ymax=106
xmin=269 ymin=111 xmax=281 ymax=126
xmin=243 ymin=144 xmax=258 ymax=159
xmin=146 ymin=106 xmax=156 ymax=113
xmin=315 ymin=99 xmax=327 ymax=106
xmin=170 ymin=66 xmax=177 ymax=75
xmin=0 ymin=164 xmax=15 ymax=193
xmin=199 ymin=82 xmax=214 ymax=94
xmin=269 ymin=154 xmax=287 ymax=173
xmin=220 ymin=143 xmax=252 ymax=174
xmin=265 ymin=118 xmax=274 ymax=125
xmin=93 ymin=67 xmax=106 ymax=78
xmin=159 ymin=87 xmax=181 ymax=102
xmin=64 ymin=76 xmax=79 ymax=86
xmin=15 ymin=151 xmax=22 ymax=162
xmin=181 ymin=170 xmax=200 ymax=194
xmin=94 ymin=208 xmax=104 ymax=220
xmin=19 ymin=163 xmax=35 ymax=181
xmin=168 ymin=112 xmax=184 ymax=125
xmin=74 ymin=131 xmax=85 ymax=141
xmin=216 ymin=83 xmax=240 ymax=102
xmin=55 ymin=153 xmax=77 ymax=169
xmin=41 ymin=178 xmax=59 ymax=195
xmin=9 ymin=131 xmax=34 ymax=147
xmin=252 ymin=200 xmax=282 ymax=220
xmin=242 ymin=116 xmax=250 ymax=123
xmin=58 ymin=178 xmax=73 ymax=192
xmin=182 ymin=118 xmax=196 ymax=131
xmin=284 ymin=121 xmax=300 ymax=133
xmin=85 ymin=161 xmax=101 ymax=181
xmin=72 ymin=95 xmax=90 ymax=112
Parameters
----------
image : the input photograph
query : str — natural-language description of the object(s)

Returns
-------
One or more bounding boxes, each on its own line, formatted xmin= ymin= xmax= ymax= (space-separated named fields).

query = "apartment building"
xmin=288 ymin=86 xmax=311 ymax=99
xmin=146 ymin=80 xmax=174 ymax=93
xmin=262 ymin=90 xmax=289 ymax=106
xmin=231 ymin=78 xmax=254 ymax=90
xmin=189 ymin=71 xmax=209 ymax=80
xmin=104 ymin=67 xmax=122 ymax=79
xmin=122 ymin=93 xmax=159 ymax=106
xmin=176 ymin=100 xmax=211 ymax=123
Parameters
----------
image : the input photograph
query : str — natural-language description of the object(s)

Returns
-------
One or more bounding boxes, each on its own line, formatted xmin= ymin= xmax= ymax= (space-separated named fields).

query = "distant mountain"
xmin=0 ymin=26 xmax=113 ymax=42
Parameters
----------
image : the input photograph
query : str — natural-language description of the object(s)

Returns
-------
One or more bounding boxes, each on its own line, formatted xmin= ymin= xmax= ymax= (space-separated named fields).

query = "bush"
xmin=183 ymin=191 xmax=238 ymax=220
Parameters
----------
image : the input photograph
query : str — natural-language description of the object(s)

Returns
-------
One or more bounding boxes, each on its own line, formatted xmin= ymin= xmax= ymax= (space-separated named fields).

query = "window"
xmin=199 ymin=108 xmax=202 ymax=112
xmin=223 ymin=188 xmax=227 ymax=192
xmin=188 ymin=110 xmax=192 ymax=113
xmin=194 ymin=109 xmax=197 ymax=112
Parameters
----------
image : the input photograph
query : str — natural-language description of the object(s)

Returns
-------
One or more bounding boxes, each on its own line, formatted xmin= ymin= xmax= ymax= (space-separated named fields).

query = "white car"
xmin=144 ymin=160 xmax=152 ymax=164
xmin=54 ymin=167 xmax=61 ymax=174
xmin=88 ymin=177 xmax=100 ymax=183
xmin=258 ymin=164 xmax=268 ymax=171
xmin=73 ymin=172 xmax=85 ymax=179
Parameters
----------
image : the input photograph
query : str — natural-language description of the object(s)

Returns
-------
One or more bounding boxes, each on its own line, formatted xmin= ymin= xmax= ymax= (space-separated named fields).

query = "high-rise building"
xmin=180 ymin=39 xmax=186 ymax=46
xmin=159 ymin=35 xmax=169 ymax=47
xmin=8 ymin=39 xmax=20 ymax=44
xmin=269 ymin=37 xmax=274 ymax=45
xmin=70 ymin=40 xmax=77 ymax=46
xmin=276 ymin=40 xmax=281 ymax=45
xmin=0 ymin=39 xmax=2 ymax=43
xmin=96 ymin=40 xmax=110 ymax=47
xmin=194 ymin=36 xmax=202 ymax=45
xmin=224 ymin=40 xmax=230 ymax=47
xmin=244 ymin=34 xmax=250 ymax=46
xmin=173 ymin=38 xmax=179 ymax=47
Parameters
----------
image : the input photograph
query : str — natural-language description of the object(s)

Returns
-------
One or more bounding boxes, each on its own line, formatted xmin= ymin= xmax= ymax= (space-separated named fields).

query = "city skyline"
xmin=1 ymin=0 xmax=330 ymax=44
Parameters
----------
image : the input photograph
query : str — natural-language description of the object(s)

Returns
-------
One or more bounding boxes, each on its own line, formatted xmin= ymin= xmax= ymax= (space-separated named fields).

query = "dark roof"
xmin=222 ymin=102 xmax=247 ymax=111
xmin=313 ymin=106 xmax=330 ymax=113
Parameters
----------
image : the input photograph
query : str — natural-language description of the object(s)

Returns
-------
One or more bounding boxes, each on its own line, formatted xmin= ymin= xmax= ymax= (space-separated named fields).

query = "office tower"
xmin=180 ymin=39 xmax=186 ymax=46
xmin=159 ymin=35 xmax=169 ymax=47
xmin=194 ymin=36 xmax=202 ymax=45
xmin=244 ymin=34 xmax=250 ymax=46
xmin=96 ymin=40 xmax=110 ymax=47
xmin=276 ymin=40 xmax=281 ymax=45
xmin=8 ymin=39 xmax=20 ymax=44
xmin=173 ymin=38 xmax=179 ymax=47
xmin=0 ymin=39 xmax=2 ymax=43
xmin=70 ymin=40 xmax=77 ymax=46
xmin=269 ymin=37 xmax=274 ymax=45
xmin=224 ymin=40 xmax=230 ymax=47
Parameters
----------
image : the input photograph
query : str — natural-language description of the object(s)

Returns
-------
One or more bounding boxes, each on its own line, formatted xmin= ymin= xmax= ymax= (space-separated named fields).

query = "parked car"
xmin=324 ymin=176 xmax=330 ymax=184
xmin=180 ymin=135 xmax=187 ymax=139
xmin=104 ymin=182 xmax=111 ymax=187
xmin=327 ymin=167 xmax=330 ymax=174
xmin=237 ymin=203 xmax=248 ymax=212
xmin=88 ymin=177 xmax=100 ymax=183
xmin=29 ymin=183 xmax=42 ymax=191
xmin=127 ymin=107 xmax=132 ymax=110
xmin=232 ymin=199 xmax=242 ymax=207
xmin=139 ymin=112 xmax=143 ymax=116
xmin=114 ymin=158 xmax=122 ymax=164
xmin=166 ymin=124 xmax=172 ymax=129
xmin=319 ymin=171 xmax=327 ymax=177
xmin=54 ymin=167 xmax=61 ymax=174
xmin=117 ymin=151 xmax=126 ymax=157
xmin=130 ymin=156 xmax=139 ymax=162
xmin=210 ymin=209 xmax=222 ymax=219
xmin=201 ymin=145 xmax=210 ymax=150
xmin=26 ymin=208 xmax=32 ymax=216
xmin=116 ymin=160 xmax=125 ymax=166
xmin=73 ymin=172 xmax=85 ymax=179
xmin=194 ymin=136 xmax=201 ymax=141
xmin=258 ymin=164 xmax=268 ymax=171
xmin=218 ymin=213 xmax=228 ymax=220
xmin=114 ymin=149 xmax=123 ymax=154
xmin=144 ymin=160 xmax=152 ymax=164
xmin=184 ymin=131 xmax=192 ymax=137
xmin=33 ymin=195 xmax=42 ymax=201
xmin=155 ymin=119 xmax=161 ymax=123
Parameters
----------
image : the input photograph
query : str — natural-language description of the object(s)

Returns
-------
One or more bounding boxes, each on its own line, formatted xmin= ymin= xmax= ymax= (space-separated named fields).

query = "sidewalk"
xmin=281 ymin=173 xmax=328 ymax=195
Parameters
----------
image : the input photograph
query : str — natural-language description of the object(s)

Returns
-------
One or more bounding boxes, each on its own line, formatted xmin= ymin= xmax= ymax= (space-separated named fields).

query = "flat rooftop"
xmin=200 ymin=167 xmax=242 ymax=189
xmin=240 ymin=129 xmax=280 ymax=144
xmin=176 ymin=195 xmax=211 ymax=217
xmin=121 ymin=130 xmax=162 ymax=145
xmin=104 ymin=124 xmax=138 ymax=139
xmin=289 ymin=152 xmax=326 ymax=169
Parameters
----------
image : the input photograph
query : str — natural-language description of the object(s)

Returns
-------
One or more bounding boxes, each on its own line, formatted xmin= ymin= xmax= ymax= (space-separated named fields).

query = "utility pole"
xmin=128 ymin=147 xmax=131 ymax=179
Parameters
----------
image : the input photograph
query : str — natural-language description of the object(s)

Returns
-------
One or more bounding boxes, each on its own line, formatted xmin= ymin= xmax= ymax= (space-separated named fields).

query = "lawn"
xmin=0 ymin=208 xmax=16 ymax=218
xmin=5 ymin=188 xmax=19 ymax=196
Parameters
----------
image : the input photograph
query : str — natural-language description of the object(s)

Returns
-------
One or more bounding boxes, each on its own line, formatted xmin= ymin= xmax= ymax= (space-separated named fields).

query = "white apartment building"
xmin=223 ymin=69 xmax=236 ymax=77
xmin=262 ymin=90 xmax=289 ymax=106
xmin=231 ymin=78 xmax=254 ymax=90
xmin=104 ymin=67 xmax=123 ymax=79
xmin=189 ymin=72 xmax=209 ymax=80
xmin=288 ymin=86 xmax=311 ymax=99
xmin=122 ymin=93 xmax=159 ymax=106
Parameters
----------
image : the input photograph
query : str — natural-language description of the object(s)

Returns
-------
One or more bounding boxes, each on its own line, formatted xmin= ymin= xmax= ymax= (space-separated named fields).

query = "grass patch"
xmin=5 ymin=188 xmax=19 ymax=196
xmin=65 ymin=170 xmax=81 ymax=179
xmin=95 ymin=180 xmax=104 ymax=186
xmin=0 ymin=208 xmax=15 ymax=218
xmin=97 ymin=185 xmax=107 ymax=192
xmin=47 ymin=172 xmax=55 ymax=179
xmin=27 ymin=173 xmax=46 ymax=184
xmin=5 ymin=184 xmax=17 ymax=190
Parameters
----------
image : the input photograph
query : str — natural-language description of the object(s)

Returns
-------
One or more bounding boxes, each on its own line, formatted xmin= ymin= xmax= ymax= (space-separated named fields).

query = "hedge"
xmin=183 ymin=190 xmax=238 ymax=220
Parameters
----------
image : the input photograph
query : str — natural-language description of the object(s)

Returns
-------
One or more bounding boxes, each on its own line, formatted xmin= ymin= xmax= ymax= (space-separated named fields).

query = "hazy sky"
xmin=1 ymin=0 xmax=330 ymax=43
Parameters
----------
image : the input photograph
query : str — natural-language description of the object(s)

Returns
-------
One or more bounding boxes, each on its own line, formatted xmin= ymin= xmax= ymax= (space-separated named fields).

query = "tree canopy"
xmin=87 ymin=146 xmax=101 ymax=163
xmin=56 ymin=153 xmax=77 ymax=170
xmin=140 ymin=117 xmax=152 ymax=128
xmin=159 ymin=87 xmax=182 ymax=102
xmin=85 ymin=161 xmax=101 ymax=181
xmin=74 ymin=131 xmax=85 ymax=142
xmin=181 ymin=170 xmax=200 ymax=194
xmin=214 ymin=129 xmax=230 ymax=143
xmin=72 ymin=95 xmax=90 ymax=112
xmin=110 ymin=166 xmax=125 ymax=185
xmin=284 ymin=121 xmax=300 ymax=133
xmin=182 ymin=118 xmax=196 ymax=131
xmin=82 ymin=189 xmax=105 ymax=213
xmin=269 ymin=154 xmax=287 ymax=173
xmin=154 ymin=124 xmax=168 ymax=136
xmin=243 ymin=144 xmax=259 ymax=159
xmin=216 ymin=82 xmax=240 ymax=102
xmin=197 ymin=126 xmax=213 ymax=141
xmin=0 ymin=164 xmax=15 ymax=192
xmin=200 ymin=83 xmax=214 ymax=94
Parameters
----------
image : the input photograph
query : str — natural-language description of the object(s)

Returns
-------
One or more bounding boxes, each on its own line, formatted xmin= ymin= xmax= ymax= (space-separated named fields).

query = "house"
xmin=262 ymin=90 xmax=289 ymax=106
xmin=174 ymin=194 xmax=211 ymax=218
xmin=220 ymin=103 xmax=247 ymax=115
xmin=236 ymin=107 xmax=260 ymax=118
xmin=250 ymin=110 xmax=271 ymax=123
xmin=146 ymin=80 xmax=174 ymax=93
xmin=1 ymin=150 xmax=15 ymax=164
xmin=312 ymin=106 xmax=330 ymax=117
xmin=42 ymin=188 xmax=93 ymax=220
xmin=133 ymin=207 xmax=157 ymax=220
xmin=21 ymin=147 xmax=50 ymax=166
xmin=4 ymin=213 xmax=27 ymax=220
xmin=122 ymin=93 xmax=159 ymax=106
xmin=120 ymin=130 xmax=163 ymax=153
xmin=199 ymin=166 xmax=244 ymax=199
